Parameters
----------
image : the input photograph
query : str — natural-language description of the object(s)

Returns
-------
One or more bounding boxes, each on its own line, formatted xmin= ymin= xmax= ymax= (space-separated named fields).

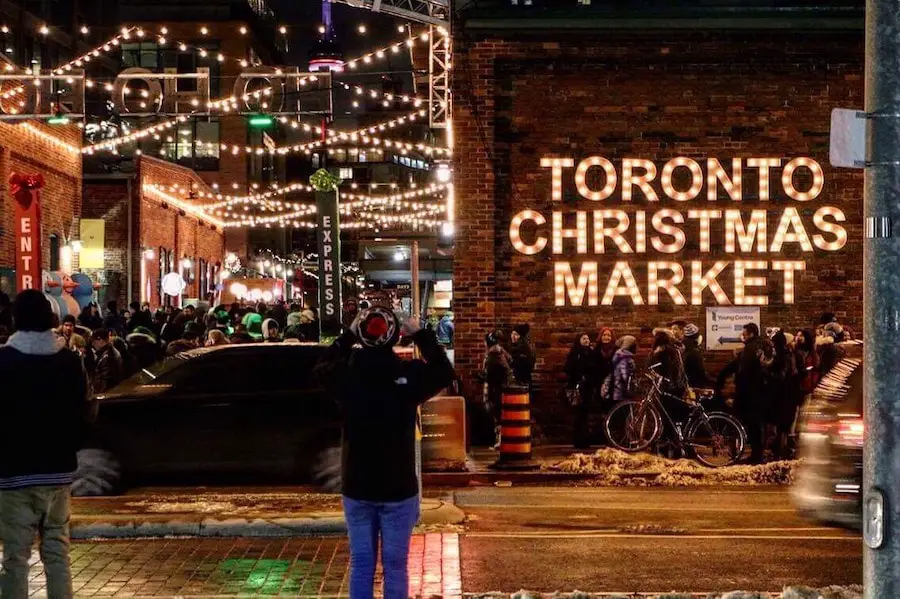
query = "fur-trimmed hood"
xmin=4 ymin=330 xmax=65 ymax=355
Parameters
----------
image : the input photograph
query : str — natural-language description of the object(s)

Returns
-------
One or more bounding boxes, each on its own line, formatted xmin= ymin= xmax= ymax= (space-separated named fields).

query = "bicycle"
xmin=603 ymin=366 xmax=747 ymax=467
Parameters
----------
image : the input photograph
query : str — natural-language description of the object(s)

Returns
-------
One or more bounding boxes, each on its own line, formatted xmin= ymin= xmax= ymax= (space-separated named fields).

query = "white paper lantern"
xmin=161 ymin=272 xmax=186 ymax=297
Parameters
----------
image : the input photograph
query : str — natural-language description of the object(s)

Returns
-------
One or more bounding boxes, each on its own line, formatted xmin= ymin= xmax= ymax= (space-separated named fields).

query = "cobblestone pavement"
xmin=13 ymin=534 xmax=460 ymax=598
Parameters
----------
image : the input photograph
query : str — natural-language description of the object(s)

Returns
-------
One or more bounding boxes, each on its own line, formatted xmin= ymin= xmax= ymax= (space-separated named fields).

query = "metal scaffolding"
xmin=428 ymin=25 xmax=451 ymax=129
xmin=330 ymin=0 xmax=449 ymax=27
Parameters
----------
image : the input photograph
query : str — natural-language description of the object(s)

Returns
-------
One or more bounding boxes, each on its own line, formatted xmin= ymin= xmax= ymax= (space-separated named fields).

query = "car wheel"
xmin=72 ymin=448 xmax=122 ymax=497
xmin=312 ymin=446 xmax=342 ymax=493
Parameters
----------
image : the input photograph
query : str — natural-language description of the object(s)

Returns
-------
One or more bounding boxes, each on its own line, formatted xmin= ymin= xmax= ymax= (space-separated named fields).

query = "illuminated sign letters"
xmin=510 ymin=156 xmax=846 ymax=307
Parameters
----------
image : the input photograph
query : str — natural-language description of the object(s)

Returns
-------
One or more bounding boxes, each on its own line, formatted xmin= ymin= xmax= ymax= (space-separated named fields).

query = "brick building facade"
xmin=83 ymin=156 xmax=225 ymax=309
xmin=0 ymin=121 xmax=83 ymax=295
xmin=452 ymin=20 xmax=864 ymax=437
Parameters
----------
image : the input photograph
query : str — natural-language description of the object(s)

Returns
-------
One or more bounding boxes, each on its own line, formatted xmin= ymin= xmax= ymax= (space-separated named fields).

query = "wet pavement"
xmin=19 ymin=534 xmax=459 ymax=598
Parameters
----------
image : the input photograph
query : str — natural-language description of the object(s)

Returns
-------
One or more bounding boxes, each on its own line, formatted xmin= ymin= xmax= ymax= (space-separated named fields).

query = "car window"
xmin=172 ymin=347 xmax=326 ymax=395
xmin=115 ymin=354 xmax=191 ymax=390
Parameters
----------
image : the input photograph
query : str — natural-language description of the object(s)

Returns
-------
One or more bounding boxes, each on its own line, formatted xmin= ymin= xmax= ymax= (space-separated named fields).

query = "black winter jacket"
xmin=0 ymin=331 xmax=89 ymax=489
xmin=318 ymin=328 xmax=455 ymax=502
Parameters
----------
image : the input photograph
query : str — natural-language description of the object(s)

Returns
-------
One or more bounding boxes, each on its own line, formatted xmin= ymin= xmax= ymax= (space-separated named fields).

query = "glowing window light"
xmin=733 ymin=260 xmax=769 ymax=306
xmin=552 ymin=211 xmax=588 ymax=255
xmin=593 ymin=209 xmax=633 ymax=254
xmin=660 ymin=157 xmax=703 ymax=202
xmin=555 ymin=261 xmax=599 ymax=307
xmin=509 ymin=209 xmax=548 ymax=255
xmin=812 ymin=206 xmax=848 ymax=251
xmin=687 ymin=209 xmax=722 ymax=252
xmin=707 ymin=158 xmax=743 ymax=202
xmin=691 ymin=261 xmax=731 ymax=305
xmin=650 ymin=209 xmax=685 ymax=253
xmin=724 ymin=209 xmax=768 ymax=253
xmin=772 ymin=260 xmax=806 ymax=304
xmin=601 ymin=262 xmax=644 ymax=306
xmin=647 ymin=261 xmax=687 ymax=306
xmin=622 ymin=158 xmax=659 ymax=202
xmin=575 ymin=156 xmax=616 ymax=201
xmin=770 ymin=207 xmax=813 ymax=252
xmin=540 ymin=157 xmax=574 ymax=202
xmin=782 ymin=157 xmax=824 ymax=202
xmin=746 ymin=158 xmax=781 ymax=202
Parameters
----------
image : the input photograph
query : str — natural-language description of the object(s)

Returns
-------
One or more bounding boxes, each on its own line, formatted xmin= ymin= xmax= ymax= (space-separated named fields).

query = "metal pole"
xmin=411 ymin=240 xmax=421 ymax=324
xmin=864 ymin=1 xmax=900 ymax=594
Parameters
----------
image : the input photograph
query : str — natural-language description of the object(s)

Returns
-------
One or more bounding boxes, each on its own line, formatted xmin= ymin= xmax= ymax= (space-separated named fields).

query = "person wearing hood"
xmin=817 ymin=323 xmax=846 ymax=377
xmin=0 ymin=290 xmax=89 ymax=599
xmin=681 ymin=324 xmax=709 ymax=388
xmin=242 ymin=311 xmax=264 ymax=341
xmin=436 ymin=311 xmax=454 ymax=347
xmin=794 ymin=328 xmax=820 ymax=396
xmin=127 ymin=326 xmax=162 ymax=369
xmin=482 ymin=330 xmax=514 ymax=447
xmin=299 ymin=308 xmax=319 ymax=342
xmin=284 ymin=311 xmax=305 ymax=340
xmin=649 ymin=330 xmax=687 ymax=396
xmin=267 ymin=301 xmax=289 ymax=331
xmin=768 ymin=330 xmax=799 ymax=459
xmin=262 ymin=318 xmax=282 ymax=343
xmin=564 ymin=332 xmax=595 ymax=449
xmin=509 ymin=323 xmax=536 ymax=390
xmin=316 ymin=306 xmax=454 ymax=599
xmin=612 ymin=335 xmax=637 ymax=403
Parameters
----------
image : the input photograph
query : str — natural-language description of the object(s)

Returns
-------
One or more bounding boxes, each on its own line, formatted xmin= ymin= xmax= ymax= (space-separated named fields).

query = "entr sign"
xmin=9 ymin=173 xmax=44 ymax=292
xmin=509 ymin=156 xmax=847 ymax=307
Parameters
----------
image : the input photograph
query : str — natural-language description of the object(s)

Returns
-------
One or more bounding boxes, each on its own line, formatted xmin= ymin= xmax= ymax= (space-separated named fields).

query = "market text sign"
xmin=509 ymin=157 xmax=847 ymax=307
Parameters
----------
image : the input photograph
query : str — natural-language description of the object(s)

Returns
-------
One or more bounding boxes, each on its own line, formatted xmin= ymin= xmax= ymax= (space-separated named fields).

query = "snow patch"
xmin=467 ymin=588 xmax=862 ymax=599
xmin=551 ymin=448 xmax=798 ymax=486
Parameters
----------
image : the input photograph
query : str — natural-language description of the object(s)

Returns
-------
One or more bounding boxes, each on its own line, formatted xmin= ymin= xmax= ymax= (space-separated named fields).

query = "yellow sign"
xmin=79 ymin=219 xmax=105 ymax=269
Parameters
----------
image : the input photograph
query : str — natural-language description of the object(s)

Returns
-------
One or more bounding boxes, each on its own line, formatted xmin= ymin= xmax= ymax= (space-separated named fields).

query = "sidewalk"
xmin=71 ymin=490 xmax=464 ymax=539
xmin=18 ymin=534 xmax=461 ymax=598
xmin=423 ymin=445 xmax=594 ymax=486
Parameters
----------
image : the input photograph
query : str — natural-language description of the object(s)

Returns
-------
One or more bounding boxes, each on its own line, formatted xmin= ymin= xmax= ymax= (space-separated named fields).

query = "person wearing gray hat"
xmin=681 ymin=323 xmax=709 ymax=388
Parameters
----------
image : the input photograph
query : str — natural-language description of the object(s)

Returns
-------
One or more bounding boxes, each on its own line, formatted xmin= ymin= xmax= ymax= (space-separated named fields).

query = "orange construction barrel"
xmin=490 ymin=385 xmax=539 ymax=470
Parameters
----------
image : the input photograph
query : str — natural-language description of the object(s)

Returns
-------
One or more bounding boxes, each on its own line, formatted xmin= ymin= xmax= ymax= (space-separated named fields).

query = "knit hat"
xmin=513 ymin=324 xmax=530 ymax=337
xmin=617 ymin=335 xmax=637 ymax=353
xmin=287 ymin=312 xmax=302 ymax=327
xmin=243 ymin=312 xmax=263 ymax=340
xmin=683 ymin=323 xmax=700 ymax=338
xmin=126 ymin=326 xmax=157 ymax=344
xmin=353 ymin=306 xmax=400 ymax=349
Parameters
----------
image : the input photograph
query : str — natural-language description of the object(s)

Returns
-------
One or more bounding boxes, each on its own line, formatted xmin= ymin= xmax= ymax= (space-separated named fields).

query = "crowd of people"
xmin=480 ymin=312 xmax=853 ymax=462
xmin=0 ymin=293 xmax=324 ymax=395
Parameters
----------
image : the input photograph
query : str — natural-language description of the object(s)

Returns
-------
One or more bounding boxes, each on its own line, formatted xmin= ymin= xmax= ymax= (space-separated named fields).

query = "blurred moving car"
xmin=791 ymin=340 xmax=864 ymax=529
xmin=73 ymin=343 xmax=341 ymax=496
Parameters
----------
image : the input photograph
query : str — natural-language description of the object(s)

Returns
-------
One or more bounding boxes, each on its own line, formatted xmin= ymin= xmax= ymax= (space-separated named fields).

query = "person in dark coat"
xmin=78 ymin=303 xmax=102 ymax=330
xmin=681 ymin=323 xmax=709 ymax=388
xmin=593 ymin=327 xmax=617 ymax=401
xmin=482 ymin=331 xmax=514 ymax=447
xmin=565 ymin=333 xmax=595 ymax=449
xmin=734 ymin=323 xmax=774 ymax=464
xmin=90 ymin=328 xmax=124 ymax=394
xmin=509 ymin=324 xmax=536 ymax=389
xmin=103 ymin=301 xmax=125 ymax=336
xmin=794 ymin=328 xmax=820 ymax=396
xmin=0 ymin=291 xmax=12 ymax=331
xmin=126 ymin=327 xmax=163 ymax=370
xmin=768 ymin=330 xmax=798 ymax=459
xmin=0 ymin=290 xmax=89 ymax=598
xmin=316 ymin=306 xmax=454 ymax=599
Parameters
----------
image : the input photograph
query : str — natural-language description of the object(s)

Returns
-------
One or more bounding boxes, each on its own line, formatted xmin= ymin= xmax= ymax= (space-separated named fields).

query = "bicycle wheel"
xmin=686 ymin=411 xmax=746 ymax=467
xmin=604 ymin=400 xmax=661 ymax=453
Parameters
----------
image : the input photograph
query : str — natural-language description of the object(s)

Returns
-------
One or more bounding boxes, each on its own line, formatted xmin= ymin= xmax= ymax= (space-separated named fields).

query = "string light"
xmin=82 ymin=115 xmax=189 ymax=153
xmin=18 ymin=122 xmax=80 ymax=154
xmin=143 ymin=184 xmax=224 ymax=229
xmin=344 ymin=30 xmax=431 ymax=71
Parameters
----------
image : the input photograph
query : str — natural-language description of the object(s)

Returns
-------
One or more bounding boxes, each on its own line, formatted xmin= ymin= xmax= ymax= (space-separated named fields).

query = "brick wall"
xmin=83 ymin=157 xmax=226 ymax=309
xmin=451 ymin=30 xmax=865 ymax=437
xmin=0 ymin=121 xmax=82 ymax=293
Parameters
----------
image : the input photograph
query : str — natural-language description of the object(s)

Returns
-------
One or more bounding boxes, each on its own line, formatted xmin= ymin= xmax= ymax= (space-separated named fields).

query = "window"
xmin=161 ymin=119 xmax=220 ymax=170
xmin=339 ymin=167 xmax=353 ymax=179
xmin=122 ymin=42 xmax=160 ymax=70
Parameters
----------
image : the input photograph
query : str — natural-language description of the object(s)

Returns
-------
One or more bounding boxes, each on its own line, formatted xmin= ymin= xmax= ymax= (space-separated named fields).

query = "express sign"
xmin=509 ymin=156 xmax=847 ymax=307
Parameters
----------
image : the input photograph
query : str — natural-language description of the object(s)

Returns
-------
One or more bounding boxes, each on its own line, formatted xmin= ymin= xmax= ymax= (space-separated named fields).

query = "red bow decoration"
xmin=9 ymin=173 xmax=45 ymax=195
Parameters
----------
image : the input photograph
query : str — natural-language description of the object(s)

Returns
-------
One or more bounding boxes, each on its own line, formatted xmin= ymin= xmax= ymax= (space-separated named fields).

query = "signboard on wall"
xmin=706 ymin=306 xmax=760 ymax=351
xmin=10 ymin=173 xmax=44 ymax=292
xmin=79 ymin=219 xmax=105 ymax=269
xmin=316 ymin=190 xmax=342 ymax=337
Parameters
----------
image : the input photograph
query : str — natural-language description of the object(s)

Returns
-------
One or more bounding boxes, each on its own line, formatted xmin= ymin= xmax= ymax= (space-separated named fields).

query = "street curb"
xmin=70 ymin=500 xmax=465 ymax=540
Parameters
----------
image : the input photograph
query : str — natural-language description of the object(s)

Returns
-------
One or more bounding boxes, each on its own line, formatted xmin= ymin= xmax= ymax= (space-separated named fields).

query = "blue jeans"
xmin=343 ymin=495 xmax=419 ymax=599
